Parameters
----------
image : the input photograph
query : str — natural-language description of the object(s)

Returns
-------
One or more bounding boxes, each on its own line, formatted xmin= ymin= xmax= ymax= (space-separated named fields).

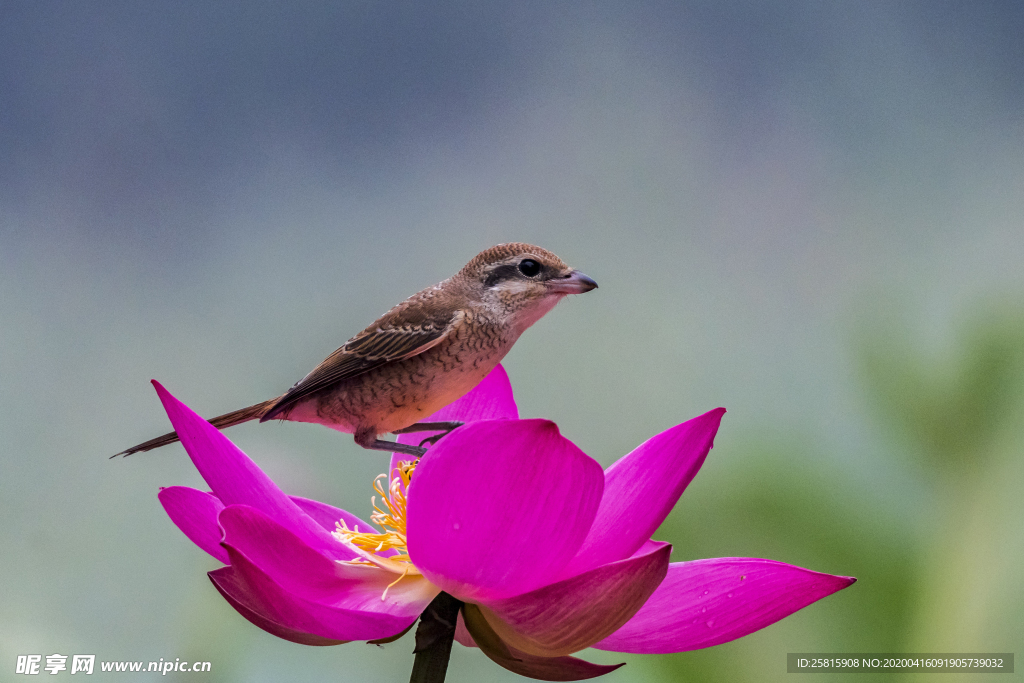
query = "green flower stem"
xmin=410 ymin=592 xmax=464 ymax=683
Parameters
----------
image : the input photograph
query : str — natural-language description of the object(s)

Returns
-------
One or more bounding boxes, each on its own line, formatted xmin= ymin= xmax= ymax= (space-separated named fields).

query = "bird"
xmin=116 ymin=242 xmax=597 ymax=458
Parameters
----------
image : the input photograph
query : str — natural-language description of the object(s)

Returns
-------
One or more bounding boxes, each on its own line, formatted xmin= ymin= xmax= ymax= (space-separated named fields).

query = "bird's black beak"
xmin=545 ymin=270 xmax=598 ymax=294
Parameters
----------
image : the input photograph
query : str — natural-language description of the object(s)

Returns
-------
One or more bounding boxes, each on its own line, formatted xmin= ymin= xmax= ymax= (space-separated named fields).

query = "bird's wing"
xmin=261 ymin=307 xmax=463 ymax=421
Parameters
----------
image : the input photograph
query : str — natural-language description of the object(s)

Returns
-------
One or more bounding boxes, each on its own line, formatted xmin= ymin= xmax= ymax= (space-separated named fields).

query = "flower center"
xmin=333 ymin=459 xmax=419 ymax=598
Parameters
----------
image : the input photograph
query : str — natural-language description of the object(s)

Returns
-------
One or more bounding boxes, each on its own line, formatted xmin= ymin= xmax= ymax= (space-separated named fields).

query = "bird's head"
xmin=459 ymin=243 xmax=598 ymax=334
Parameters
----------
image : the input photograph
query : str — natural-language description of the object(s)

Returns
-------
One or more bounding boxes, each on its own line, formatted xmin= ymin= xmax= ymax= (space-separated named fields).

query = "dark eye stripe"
xmin=484 ymin=261 xmax=553 ymax=288
xmin=484 ymin=264 xmax=520 ymax=288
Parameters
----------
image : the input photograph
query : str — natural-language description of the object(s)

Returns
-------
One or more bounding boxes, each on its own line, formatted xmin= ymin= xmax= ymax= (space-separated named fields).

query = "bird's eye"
xmin=518 ymin=259 xmax=541 ymax=277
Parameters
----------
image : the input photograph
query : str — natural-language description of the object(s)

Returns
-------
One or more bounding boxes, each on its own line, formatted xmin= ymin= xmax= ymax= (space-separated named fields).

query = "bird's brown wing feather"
xmin=260 ymin=307 xmax=462 ymax=421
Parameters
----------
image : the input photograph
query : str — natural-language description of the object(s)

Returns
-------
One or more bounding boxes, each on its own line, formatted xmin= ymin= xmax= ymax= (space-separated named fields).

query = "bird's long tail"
xmin=113 ymin=398 xmax=280 ymax=458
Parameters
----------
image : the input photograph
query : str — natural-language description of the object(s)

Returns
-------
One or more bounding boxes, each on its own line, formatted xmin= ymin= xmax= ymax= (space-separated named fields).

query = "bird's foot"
xmin=393 ymin=421 xmax=465 ymax=448
xmin=417 ymin=433 xmax=446 ymax=448
xmin=357 ymin=421 xmax=465 ymax=457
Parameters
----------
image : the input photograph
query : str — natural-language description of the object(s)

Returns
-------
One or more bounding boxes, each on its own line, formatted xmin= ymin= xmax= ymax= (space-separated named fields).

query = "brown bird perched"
xmin=116 ymin=243 xmax=597 ymax=458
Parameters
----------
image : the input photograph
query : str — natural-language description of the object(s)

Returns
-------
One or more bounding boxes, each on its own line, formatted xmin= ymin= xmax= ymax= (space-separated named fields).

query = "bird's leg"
xmin=393 ymin=421 xmax=465 ymax=448
xmin=354 ymin=428 xmax=427 ymax=457
xmin=393 ymin=421 xmax=466 ymax=433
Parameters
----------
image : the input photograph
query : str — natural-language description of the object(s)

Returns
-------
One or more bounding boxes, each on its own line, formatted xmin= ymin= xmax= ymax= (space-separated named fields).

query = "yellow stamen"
xmin=382 ymin=564 xmax=413 ymax=601
xmin=333 ymin=460 xmax=419 ymax=599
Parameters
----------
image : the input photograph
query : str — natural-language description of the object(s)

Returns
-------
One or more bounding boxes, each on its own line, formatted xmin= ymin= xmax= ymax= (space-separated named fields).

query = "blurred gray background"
xmin=2 ymin=2 xmax=1023 ymax=681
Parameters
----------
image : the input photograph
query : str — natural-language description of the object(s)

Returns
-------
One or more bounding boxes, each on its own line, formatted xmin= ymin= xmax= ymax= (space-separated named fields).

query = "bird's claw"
xmin=392 ymin=421 xmax=464 ymax=450
xmin=418 ymin=433 xmax=447 ymax=448
xmin=418 ymin=421 xmax=465 ymax=449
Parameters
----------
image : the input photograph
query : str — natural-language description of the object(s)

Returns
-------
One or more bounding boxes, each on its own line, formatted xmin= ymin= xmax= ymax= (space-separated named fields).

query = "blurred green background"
xmin=2 ymin=2 xmax=1022 ymax=681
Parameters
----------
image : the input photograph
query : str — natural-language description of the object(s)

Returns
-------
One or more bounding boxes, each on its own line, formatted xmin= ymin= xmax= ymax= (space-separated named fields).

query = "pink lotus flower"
xmin=155 ymin=365 xmax=854 ymax=680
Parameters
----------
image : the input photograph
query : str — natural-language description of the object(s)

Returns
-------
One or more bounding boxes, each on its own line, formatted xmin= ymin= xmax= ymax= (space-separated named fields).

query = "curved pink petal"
xmin=220 ymin=544 xmax=425 ymax=642
xmin=208 ymin=566 xmax=349 ymax=646
xmin=454 ymin=611 xmax=477 ymax=648
xmin=463 ymin=604 xmax=623 ymax=681
xmin=289 ymin=495 xmax=370 ymax=535
xmin=481 ymin=542 xmax=671 ymax=657
xmin=218 ymin=504 xmax=437 ymax=617
xmin=629 ymin=539 xmax=666 ymax=558
xmin=158 ymin=486 xmax=229 ymax=564
xmin=290 ymin=494 xmax=399 ymax=558
xmin=563 ymin=409 xmax=725 ymax=577
xmin=152 ymin=381 xmax=351 ymax=561
xmin=392 ymin=363 xmax=519 ymax=472
xmin=407 ymin=419 xmax=604 ymax=602
xmin=594 ymin=558 xmax=856 ymax=654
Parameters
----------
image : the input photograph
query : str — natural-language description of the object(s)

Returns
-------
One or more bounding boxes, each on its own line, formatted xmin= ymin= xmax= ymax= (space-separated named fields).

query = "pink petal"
xmin=481 ymin=542 xmax=671 ymax=657
xmin=407 ymin=419 xmax=604 ymax=602
xmin=158 ymin=486 xmax=229 ymax=564
xmin=563 ymin=409 xmax=725 ymax=577
xmin=151 ymin=381 xmax=351 ymax=561
xmin=454 ymin=611 xmax=477 ymax=648
xmin=218 ymin=504 xmax=437 ymax=617
xmin=393 ymin=363 xmax=519 ymax=466
xmin=629 ymin=539 xmax=666 ymax=558
xmin=463 ymin=604 xmax=623 ymax=681
xmin=290 ymin=494 xmax=399 ymax=558
xmin=220 ymin=543 xmax=426 ymax=642
xmin=208 ymin=566 xmax=349 ymax=646
xmin=289 ymin=495 xmax=370 ymax=535
xmin=594 ymin=558 xmax=856 ymax=654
